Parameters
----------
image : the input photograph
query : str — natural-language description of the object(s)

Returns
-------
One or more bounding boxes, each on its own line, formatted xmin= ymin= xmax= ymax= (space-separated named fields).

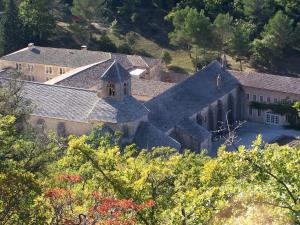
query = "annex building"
xmin=0 ymin=44 xmax=299 ymax=152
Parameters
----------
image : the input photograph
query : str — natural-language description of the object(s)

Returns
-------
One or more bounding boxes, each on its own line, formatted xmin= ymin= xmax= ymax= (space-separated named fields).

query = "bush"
xmin=118 ymin=43 xmax=133 ymax=54
xmin=160 ymin=50 xmax=172 ymax=65
xmin=125 ymin=32 xmax=138 ymax=46
xmin=94 ymin=34 xmax=117 ymax=52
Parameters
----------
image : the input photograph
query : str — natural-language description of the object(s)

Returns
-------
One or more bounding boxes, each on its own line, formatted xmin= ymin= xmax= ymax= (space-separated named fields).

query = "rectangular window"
xmin=45 ymin=66 xmax=53 ymax=75
xmin=246 ymin=93 xmax=250 ymax=100
xmin=249 ymin=107 xmax=253 ymax=115
xmin=266 ymin=113 xmax=279 ymax=125
xmin=59 ymin=67 xmax=66 ymax=75
xmin=274 ymin=98 xmax=278 ymax=103
xmin=267 ymin=97 xmax=271 ymax=103
xmin=27 ymin=64 xmax=33 ymax=72
xmin=253 ymin=95 xmax=257 ymax=101
xmin=16 ymin=63 xmax=22 ymax=71
xmin=260 ymin=96 xmax=263 ymax=102
xmin=258 ymin=109 xmax=261 ymax=116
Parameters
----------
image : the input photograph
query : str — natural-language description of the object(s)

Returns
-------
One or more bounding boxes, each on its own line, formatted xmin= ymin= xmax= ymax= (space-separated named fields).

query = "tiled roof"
xmin=176 ymin=118 xmax=211 ymax=141
xmin=145 ymin=61 xmax=240 ymax=132
xmin=50 ymin=62 xmax=173 ymax=99
xmin=0 ymin=77 xmax=148 ymax=123
xmin=133 ymin=121 xmax=181 ymax=150
xmin=131 ymin=78 xmax=175 ymax=98
xmin=231 ymin=70 xmax=300 ymax=95
xmin=0 ymin=46 xmax=160 ymax=69
xmin=100 ymin=61 xmax=130 ymax=83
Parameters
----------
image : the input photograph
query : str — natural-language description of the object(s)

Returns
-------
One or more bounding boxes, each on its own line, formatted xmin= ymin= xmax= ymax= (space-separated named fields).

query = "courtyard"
xmin=211 ymin=122 xmax=300 ymax=156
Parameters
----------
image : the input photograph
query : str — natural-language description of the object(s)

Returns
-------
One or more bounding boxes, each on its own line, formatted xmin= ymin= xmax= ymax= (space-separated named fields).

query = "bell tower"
xmin=98 ymin=60 xmax=131 ymax=100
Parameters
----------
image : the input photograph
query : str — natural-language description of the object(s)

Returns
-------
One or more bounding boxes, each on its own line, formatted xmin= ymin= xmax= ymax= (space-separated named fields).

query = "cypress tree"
xmin=0 ymin=0 xmax=24 ymax=55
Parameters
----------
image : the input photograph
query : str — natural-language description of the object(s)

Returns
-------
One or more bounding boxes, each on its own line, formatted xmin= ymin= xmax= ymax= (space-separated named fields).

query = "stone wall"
xmin=243 ymin=86 xmax=300 ymax=125
xmin=29 ymin=115 xmax=93 ymax=136
xmin=0 ymin=60 xmax=73 ymax=82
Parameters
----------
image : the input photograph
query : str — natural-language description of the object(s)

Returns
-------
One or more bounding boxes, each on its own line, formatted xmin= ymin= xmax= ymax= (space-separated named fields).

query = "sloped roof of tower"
xmin=100 ymin=60 xmax=130 ymax=83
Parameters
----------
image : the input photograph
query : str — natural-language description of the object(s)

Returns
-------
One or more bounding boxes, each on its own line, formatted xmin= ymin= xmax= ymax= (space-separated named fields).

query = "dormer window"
xmin=45 ymin=66 xmax=53 ymax=75
xmin=107 ymin=83 xmax=115 ymax=96
xmin=123 ymin=82 xmax=128 ymax=95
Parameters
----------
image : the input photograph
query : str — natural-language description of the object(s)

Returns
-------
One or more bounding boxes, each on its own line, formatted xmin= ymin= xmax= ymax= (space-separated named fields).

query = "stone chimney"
xmin=28 ymin=43 xmax=34 ymax=50
xmin=217 ymin=73 xmax=222 ymax=90
xmin=81 ymin=45 xmax=87 ymax=50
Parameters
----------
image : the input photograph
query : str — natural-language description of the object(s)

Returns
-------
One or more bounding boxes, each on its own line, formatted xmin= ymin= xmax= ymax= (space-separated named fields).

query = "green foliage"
xmin=94 ymin=34 xmax=117 ymax=52
xmin=125 ymin=31 xmax=138 ymax=46
xmin=19 ymin=0 xmax=55 ymax=44
xmin=0 ymin=0 xmax=24 ymax=55
xmin=213 ymin=13 xmax=233 ymax=53
xmin=250 ymin=11 xmax=297 ymax=68
xmin=250 ymin=101 xmax=300 ymax=128
xmin=242 ymin=0 xmax=275 ymax=24
xmin=160 ymin=50 xmax=172 ymax=65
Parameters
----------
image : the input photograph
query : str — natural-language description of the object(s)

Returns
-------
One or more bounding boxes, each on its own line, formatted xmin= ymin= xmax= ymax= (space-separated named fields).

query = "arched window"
xmin=107 ymin=83 xmax=115 ymax=96
xmin=57 ymin=122 xmax=66 ymax=137
xmin=123 ymin=82 xmax=127 ymax=95
xmin=36 ymin=119 xmax=45 ymax=134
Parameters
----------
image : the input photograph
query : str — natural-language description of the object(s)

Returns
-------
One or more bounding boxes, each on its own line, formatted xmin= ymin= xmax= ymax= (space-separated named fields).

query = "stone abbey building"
xmin=0 ymin=44 xmax=299 ymax=152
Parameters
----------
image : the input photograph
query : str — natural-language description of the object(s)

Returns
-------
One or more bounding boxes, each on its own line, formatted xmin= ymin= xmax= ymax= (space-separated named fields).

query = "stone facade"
xmin=243 ymin=86 xmax=300 ymax=126
xmin=0 ymin=60 xmax=73 ymax=82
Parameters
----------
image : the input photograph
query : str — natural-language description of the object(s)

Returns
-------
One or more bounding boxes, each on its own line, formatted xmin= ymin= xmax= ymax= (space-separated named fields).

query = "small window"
xmin=16 ymin=63 xmax=22 ymax=71
xmin=246 ymin=93 xmax=250 ymax=100
xmin=123 ymin=82 xmax=127 ymax=95
xmin=45 ymin=66 xmax=53 ymax=74
xmin=28 ymin=64 xmax=33 ymax=72
xmin=253 ymin=95 xmax=257 ymax=101
xmin=249 ymin=107 xmax=253 ymax=115
xmin=107 ymin=83 xmax=115 ymax=96
xmin=59 ymin=67 xmax=66 ymax=75
xmin=259 ymin=96 xmax=263 ymax=102
xmin=267 ymin=97 xmax=270 ymax=103
xmin=274 ymin=98 xmax=278 ymax=103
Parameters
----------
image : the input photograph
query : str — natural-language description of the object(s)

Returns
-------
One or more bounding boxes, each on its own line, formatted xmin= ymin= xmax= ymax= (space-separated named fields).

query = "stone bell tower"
xmin=97 ymin=60 xmax=131 ymax=100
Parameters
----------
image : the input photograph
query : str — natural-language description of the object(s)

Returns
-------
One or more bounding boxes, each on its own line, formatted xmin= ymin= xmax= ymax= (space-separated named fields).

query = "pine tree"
xmin=0 ymin=0 xmax=24 ymax=55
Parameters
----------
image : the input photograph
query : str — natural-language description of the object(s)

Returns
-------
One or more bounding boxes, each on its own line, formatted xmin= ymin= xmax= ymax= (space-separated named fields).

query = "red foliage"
xmin=45 ymin=188 xmax=70 ymax=200
xmin=59 ymin=174 xmax=82 ymax=184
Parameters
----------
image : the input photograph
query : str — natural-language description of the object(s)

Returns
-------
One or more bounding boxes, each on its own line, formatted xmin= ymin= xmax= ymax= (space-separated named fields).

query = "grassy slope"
xmin=52 ymin=7 xmax=300 ymax=77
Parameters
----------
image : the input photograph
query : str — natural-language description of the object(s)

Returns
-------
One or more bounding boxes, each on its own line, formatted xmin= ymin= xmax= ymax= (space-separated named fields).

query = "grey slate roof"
xmin=176 ymin=119 xmax=211 ymax=141
xmin=50 ymin=61 xmax=173 ymax=99
xmin=100 ymin=61 xmax=130 ymax=83
xmin=145 ymin=61 xmax=240 ymax=132
xmin=133 ymin=122 xmax=181 ymax=150
xmin=0 ymin=77 xmax=148 ymax=123
xmin=231 ymin=70 xmax=300 ymax=95
xmin=131 ymin=78 xmax=175 ymax=98
xmin=0 ymin=46 xmax=160 ymax=69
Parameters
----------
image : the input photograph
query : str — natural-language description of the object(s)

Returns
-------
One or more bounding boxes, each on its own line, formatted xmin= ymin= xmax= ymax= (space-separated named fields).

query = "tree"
xmin=71 ymin=0 xmax=105 ymax=41
xmin=213 ymin=13 xmax=233 ymax=56
xmin=160 ymin=50 xmax=172 ymax=65
xmin=166 ymin=7 xmax=214 ymax=71
xmin=0 ymin=78 xmax=65 ymax=224
xmin=228 ymin=21 xmax=254 ymax=71
xmin=242 ymin=0 xmax=275 ymax=25
xmin=94 ymin=34 xmax=117 ymax=52
xmin=250 ymin=11 xmax=296 ymax=69
xmin=19 ymin=0 xmax=55 ymax=44
xmin=0 ymin=0 xmax=24 ymax=55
